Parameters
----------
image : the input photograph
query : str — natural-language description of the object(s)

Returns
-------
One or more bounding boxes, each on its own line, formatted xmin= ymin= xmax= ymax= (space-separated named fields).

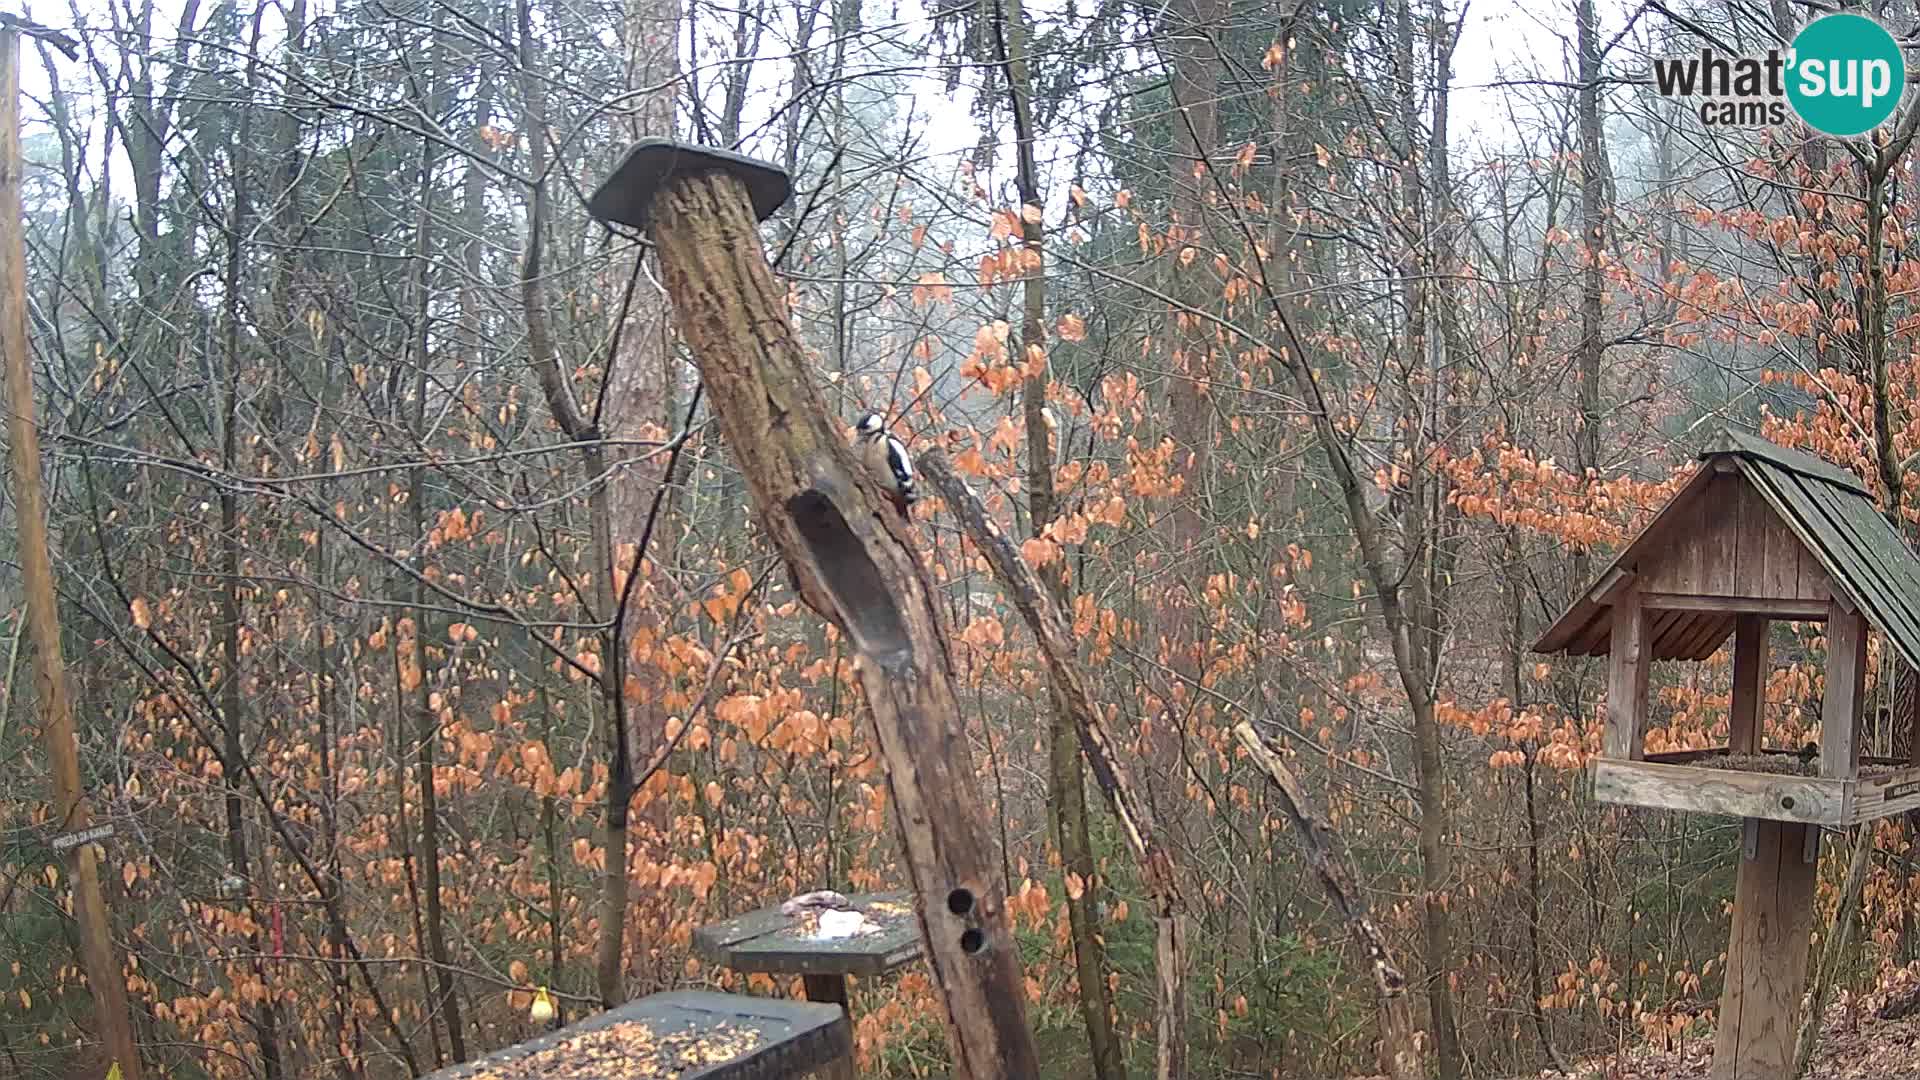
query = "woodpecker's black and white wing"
xmin=882 ymin=433 xmax=917 ymax=503
xmin=850 ymin=413 xmax=918 ymax=517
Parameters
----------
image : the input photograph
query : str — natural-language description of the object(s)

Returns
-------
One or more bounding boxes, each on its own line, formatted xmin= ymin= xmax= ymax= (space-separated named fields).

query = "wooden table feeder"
xmin=1534 ymin=427 xmax=1920 ymax=1080
xmin=421 ymin=990 xmax=850 ymax=1080
xmin=693 ymin=892 xmax=923 ymax=1008
xmin=693 ymin=892 xmax=923 ymax=1079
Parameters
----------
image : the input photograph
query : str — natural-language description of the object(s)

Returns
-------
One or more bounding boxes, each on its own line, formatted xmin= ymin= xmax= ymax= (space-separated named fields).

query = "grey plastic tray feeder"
xmin=587 ymin=138 xmax=793 ymax=231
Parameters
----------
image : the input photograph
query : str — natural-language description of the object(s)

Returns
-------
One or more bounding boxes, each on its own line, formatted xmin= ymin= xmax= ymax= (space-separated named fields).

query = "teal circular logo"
xmin=1787 ymin=14 xmax=1906 ymax=136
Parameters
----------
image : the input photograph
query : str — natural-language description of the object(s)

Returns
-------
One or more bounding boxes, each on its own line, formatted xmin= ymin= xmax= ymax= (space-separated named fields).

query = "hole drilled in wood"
xmin=946 ymin=888 xmax=974 ymax=916
xmin=1781 ymin=796 xmax=1796 ymax=810
xmin=786 ymin=489 xmax=912 ymax=667
xmin=959 ymin=928 xmax=986 ymax=955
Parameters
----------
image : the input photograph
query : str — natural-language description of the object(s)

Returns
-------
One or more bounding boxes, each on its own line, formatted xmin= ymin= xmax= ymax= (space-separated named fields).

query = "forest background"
xmin=0 ymin=0 xmax=1913 ymax=1076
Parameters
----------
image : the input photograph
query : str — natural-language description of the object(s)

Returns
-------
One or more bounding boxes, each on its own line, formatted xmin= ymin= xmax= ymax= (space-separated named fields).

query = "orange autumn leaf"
xmin=960 ymin=618 xmax=1005 ymax=649
xmin=1022 ymin=537 xmax=1060 ymax=567
xmin=911 ymin=272 xmax=952 ymax=307
xmin=1057 ymin=314 xmax=1088 ymax=342
xmin=130 ymin=597 xmax=152 ymax=630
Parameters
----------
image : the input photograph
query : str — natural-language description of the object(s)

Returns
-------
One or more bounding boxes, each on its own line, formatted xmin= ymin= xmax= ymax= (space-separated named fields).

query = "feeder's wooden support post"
xmin=800 ymin=977 xmax=854 ymax=1080
xmin=1822 ymin=602 xmax=1867 ymax=779
xmin=1730 ymin=615 xmax=1767 ymax=754
xmin=1712 ymin=819 xmax=1816 ymax=1080
xmin=1606 ymin=589 xmax=1650 ymax=760
xmin=588 ymin=142 xmax=1039 ymax=1080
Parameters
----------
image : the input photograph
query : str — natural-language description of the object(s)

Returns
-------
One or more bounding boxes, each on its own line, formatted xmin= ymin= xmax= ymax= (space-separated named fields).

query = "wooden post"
xmin=1822 ymin=603 xmax=1867 ymax=779
xmin=590 ymin=142 xmax=1039 ymax=1079
xmin=1729 ymin=615 xmax=1767 ymax=754
xmin=1606 ymin=589 xmax=1650 ymax=759
xmin=800 ymin=976 xmax=855 ymax=1080
xmin=0 ymin=28 xmax=144 ymax=1079
xmin=1712 ymin=819 xmax=1817 ymax=1080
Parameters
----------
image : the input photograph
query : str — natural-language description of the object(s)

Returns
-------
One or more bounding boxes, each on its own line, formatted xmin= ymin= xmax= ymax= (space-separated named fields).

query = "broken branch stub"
xmin=917 ymin=449 xmax=1189 ymax=1080
xmin=588 ymin=141 xmax=1039 ymax=1080
xmin=1230 ymin=722 xmax=1421 ymax=1080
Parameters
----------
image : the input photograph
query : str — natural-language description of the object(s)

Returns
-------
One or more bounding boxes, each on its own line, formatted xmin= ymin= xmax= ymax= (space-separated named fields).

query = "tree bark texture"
xmin=1574 ymin=0 xmax=1605 ymax=491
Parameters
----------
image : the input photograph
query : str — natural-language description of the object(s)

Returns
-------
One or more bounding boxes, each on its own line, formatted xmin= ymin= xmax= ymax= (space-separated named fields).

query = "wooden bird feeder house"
xmin=1535 ymin=427 xmax=1920 ymax=1080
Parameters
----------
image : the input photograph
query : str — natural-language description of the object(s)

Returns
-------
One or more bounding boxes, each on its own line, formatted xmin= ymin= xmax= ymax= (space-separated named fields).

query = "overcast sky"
xmin=3 ymin=0 xmax=1600 ymax=223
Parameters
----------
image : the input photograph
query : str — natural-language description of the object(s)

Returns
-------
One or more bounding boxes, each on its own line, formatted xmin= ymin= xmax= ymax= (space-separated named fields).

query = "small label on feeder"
xmin=1886 ymin=779 xmax=1920 ymax=800
xmin=49 ymin=824 xmax=113 ymax=851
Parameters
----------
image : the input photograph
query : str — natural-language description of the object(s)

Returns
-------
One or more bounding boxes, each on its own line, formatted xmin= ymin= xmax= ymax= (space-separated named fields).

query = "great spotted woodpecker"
xmin=853 ymin=413 xmax=917 ymax=519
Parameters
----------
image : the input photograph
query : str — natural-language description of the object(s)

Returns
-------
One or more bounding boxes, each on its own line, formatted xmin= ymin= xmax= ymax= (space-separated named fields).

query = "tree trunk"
xmin=1228 ymin=722 xmax=1420 ymax=1079
xmin=1572 ymin=0 xmax=1607 ymax=598
xmin=311 ymin=339 xmax=364 ymax=1079
xmin=637 ymin=165 xmax=1041 ymax=1079
xmin=0 ymin=29 xmax=146 ymax=1078
xmin=588 ymin=0 xmax=682 ymax=1007
xmin=218 ymin=16 xmax=283 ymax=1069
xmin=991 ymin=1 xmax=1125 ymax=1076
xmin=401 ymin=19 xmax=466 ymax=1058
xmin=516 ymin=0 xmax=660 ymax=1009
xmin=1164 ymin=0 xmax=1220 ymax=549
xmin=1390 ymin=0 xmax=1461 ymax=1071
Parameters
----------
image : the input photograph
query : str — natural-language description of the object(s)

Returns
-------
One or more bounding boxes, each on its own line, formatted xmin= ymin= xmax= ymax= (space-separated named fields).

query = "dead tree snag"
xmin=587 ymin=140 xmax=1039 ymax=1080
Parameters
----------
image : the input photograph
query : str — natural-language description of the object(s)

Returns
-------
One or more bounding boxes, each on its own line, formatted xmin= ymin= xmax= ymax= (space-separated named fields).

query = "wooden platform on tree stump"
xmin=422 ymin=990 xmax=850 ymax=1080
xmin=1593 ymin=749 xmax=1920 ymax=825
xmin=692 ymin=891 xmax=923 ymax=978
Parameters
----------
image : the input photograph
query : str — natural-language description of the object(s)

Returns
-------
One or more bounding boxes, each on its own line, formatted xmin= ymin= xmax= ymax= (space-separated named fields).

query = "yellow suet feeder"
xmin=528 ymin=986 xmax=554 ymax=1024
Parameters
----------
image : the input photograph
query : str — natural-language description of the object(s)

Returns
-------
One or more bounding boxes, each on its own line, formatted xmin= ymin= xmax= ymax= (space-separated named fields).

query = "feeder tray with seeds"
xmin=424 ymin=990 xmax=849 ymax=1080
